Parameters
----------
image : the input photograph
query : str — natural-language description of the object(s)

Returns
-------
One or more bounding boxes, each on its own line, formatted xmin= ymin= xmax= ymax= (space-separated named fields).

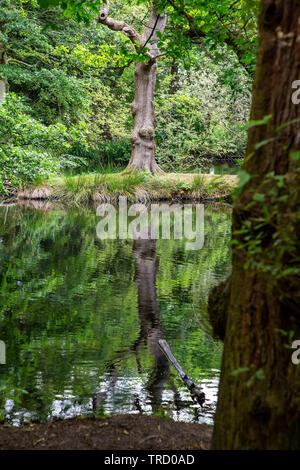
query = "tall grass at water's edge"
xmin=19 ymin=172 xmax=237 ymax=204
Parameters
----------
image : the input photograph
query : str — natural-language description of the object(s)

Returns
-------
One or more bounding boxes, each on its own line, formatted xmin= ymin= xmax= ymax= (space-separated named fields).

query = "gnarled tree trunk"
xmin=210 ymin=0 xmax=300 ymax=450
xmin=128 ymin=10 xmax=166 ymax=174
xmin=98 ymin=3 xmax=166 ymax=174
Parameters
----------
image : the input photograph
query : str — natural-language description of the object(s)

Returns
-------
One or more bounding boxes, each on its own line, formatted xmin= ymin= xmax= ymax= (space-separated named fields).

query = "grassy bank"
xmin=17 ymin=172 xmax=238 ymax=205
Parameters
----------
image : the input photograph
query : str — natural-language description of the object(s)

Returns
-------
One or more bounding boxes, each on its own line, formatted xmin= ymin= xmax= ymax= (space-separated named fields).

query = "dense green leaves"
xmin=0 ymin=0 xmax=254 ymax=193
xmin=0 ymin=93 xmax=88 ymax=193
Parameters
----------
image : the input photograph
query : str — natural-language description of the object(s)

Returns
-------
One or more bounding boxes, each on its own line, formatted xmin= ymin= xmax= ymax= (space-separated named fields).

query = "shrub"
xmin=0 ymin=93 xmax=88 ymax=193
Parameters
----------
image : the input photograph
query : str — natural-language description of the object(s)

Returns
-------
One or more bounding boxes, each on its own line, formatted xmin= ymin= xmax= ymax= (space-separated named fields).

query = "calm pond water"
xmin=185 ymin=161 xmax=241 ymax=175
xmin=0 ymin=201 xmax=232 ymax=426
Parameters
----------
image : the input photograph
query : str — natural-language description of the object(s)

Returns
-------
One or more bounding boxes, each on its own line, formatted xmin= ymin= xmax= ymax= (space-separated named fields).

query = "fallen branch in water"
xmin=158 ymin=339 xmax=205 ymax=406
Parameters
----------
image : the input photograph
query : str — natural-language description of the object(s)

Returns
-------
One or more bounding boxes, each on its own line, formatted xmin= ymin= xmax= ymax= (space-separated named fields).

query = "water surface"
xmin=0 ymin=201 xmax=231 ymax=425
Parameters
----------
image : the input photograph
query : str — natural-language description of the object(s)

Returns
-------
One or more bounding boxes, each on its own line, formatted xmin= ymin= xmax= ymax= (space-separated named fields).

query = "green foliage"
xmin=0 ymin=93 xmax=88 ymax=193
xmin=67 ymin=139 xmax=130 ymax=173
xmin=98 ymin=139 xmax=131 ymax=166
xmin=155 ymin=57 xmax=250 ymax=171
xmin=37 ymin=0 xmax=258 ymax=73
xmin=232 ymin=152 xmax=300 ymax=302
xmin=0 ymin=0 xmax=253 ymax=193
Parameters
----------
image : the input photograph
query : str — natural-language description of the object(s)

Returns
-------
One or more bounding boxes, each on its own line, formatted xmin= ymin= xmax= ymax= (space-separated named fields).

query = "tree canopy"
xmin=0 ymin=0 xmax=254 ymax=191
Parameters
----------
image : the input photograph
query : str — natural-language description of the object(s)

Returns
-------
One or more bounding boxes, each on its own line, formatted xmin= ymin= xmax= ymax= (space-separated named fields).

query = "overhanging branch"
xmin=98 ymin=0 xmax=142 ymax=50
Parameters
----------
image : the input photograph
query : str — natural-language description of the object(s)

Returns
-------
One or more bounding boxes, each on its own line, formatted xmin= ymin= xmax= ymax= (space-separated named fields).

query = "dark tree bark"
xmin=0 ymin=43 xmax=8 ymax=104
xmin=98 ymin=2 xmax=166 ymax=174
xmin=169 ymin=58 xmax=179 ymax=94
xmin=211 ymin=0 xmax=300 ymax=450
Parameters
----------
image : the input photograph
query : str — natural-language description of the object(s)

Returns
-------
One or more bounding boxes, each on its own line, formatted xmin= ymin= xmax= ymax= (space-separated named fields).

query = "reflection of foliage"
xmin=156 ymin=204 xmax=232 ymax=371
xmin=0 ymin=203 xmax=231 ymax=422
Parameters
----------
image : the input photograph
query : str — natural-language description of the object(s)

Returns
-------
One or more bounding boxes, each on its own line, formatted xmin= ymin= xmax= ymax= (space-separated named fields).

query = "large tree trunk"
xmin=211 ymin=0 xmax=300 ymax=449
xmin=126 ymin=11 xmax=166 ymax=174
xmin=98 ymin=4 xmax=166 ymax=174
xmin=127 ymin=59 xmax=162 ymax=173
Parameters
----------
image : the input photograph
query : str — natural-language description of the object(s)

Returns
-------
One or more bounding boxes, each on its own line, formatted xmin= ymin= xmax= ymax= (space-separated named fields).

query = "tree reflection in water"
xmin=94 ymin=236 xmax=202 ymax=420
xmin=0 ymin=202 xmax=229 ymax=424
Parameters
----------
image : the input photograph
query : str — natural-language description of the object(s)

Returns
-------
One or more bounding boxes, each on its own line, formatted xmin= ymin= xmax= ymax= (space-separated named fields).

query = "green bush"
xmin=154 ymin=63 xmax=250 ymax=172
xmin=98 ymin=139 xmax=131 ymax=166
xmin=67 ymin=139 xmax=130 ymax=173
xmin=0 ymin=93 xmax=88 ymax=193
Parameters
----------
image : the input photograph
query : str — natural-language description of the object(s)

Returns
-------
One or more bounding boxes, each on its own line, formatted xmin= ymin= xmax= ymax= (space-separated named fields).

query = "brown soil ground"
xmin=0 ymin=415 xmax=213 ymax=450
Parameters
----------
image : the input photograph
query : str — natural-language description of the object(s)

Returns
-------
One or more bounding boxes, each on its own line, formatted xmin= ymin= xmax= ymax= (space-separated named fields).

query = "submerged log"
xmin=158 ymin=339 xmax=205 ymax=406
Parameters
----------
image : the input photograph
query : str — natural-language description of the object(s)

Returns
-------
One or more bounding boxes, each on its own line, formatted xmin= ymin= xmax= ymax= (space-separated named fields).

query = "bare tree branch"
xmin=7 ymin=58 xmax=33 ymax=67
xmin=98 ymin=0 xmax=142 ymax=49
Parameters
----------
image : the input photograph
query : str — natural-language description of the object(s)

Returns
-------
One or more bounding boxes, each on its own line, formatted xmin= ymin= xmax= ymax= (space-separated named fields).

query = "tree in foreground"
xmin=210 ymin=0 xmax=300 ymax=449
